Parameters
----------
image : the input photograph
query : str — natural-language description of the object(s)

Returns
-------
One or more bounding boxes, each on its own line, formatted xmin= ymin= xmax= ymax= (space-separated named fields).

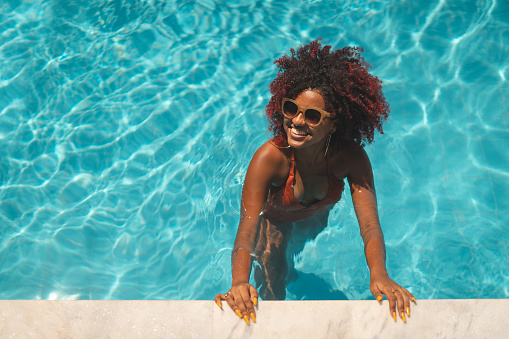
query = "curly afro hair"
xmin=266 ymin=38 xmax=390 ymax=149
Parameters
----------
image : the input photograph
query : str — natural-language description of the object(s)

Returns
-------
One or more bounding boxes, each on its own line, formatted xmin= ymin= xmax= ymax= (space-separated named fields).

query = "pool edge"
xmin=0 ymin=299 xmax=506 ymax=338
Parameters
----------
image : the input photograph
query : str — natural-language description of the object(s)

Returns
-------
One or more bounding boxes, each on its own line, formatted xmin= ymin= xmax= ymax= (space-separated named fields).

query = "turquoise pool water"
xmin=0 ymin=0 xmax=507 ymax=300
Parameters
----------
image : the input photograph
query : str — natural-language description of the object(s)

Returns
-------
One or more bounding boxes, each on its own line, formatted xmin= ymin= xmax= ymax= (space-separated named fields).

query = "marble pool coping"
xmin=0 ymin=299 xmax=506 ymax=338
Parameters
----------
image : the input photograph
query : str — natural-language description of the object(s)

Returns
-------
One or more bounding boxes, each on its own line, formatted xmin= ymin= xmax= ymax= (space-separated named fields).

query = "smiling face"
xmin=283 ymin=89 xmax=336 ymax=151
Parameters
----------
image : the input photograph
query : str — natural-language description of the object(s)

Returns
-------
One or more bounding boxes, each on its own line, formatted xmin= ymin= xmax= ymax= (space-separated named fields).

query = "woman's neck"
xmin=293 ymin=141 xmax=329 ymax=167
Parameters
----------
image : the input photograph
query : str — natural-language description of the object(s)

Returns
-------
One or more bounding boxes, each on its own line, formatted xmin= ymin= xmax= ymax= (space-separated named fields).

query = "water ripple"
xmin=0 ymin=0 xmax=507 ymax=300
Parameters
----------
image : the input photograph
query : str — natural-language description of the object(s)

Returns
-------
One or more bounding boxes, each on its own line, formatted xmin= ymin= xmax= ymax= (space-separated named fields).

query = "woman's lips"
xmin=289 ymin=127 xmax=310 ymax=140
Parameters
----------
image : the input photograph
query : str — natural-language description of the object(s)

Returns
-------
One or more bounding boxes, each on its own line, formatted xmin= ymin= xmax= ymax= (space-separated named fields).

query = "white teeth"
xmin=292 ymin=128 xmax=308 ymax=136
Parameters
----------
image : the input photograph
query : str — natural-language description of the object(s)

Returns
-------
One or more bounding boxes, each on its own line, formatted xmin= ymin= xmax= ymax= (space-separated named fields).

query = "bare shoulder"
xmin=253 ymin=140 xmax=289 ymax=163
xmin=330 ymin=144 xmax=372 ymax=179
xmin=248 ymin=139 xmax=291 ymax=186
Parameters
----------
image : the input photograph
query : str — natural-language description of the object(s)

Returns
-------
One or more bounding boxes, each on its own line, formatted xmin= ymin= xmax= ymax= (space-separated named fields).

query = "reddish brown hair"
xmin=266 ymin=38 xmax=390 ymax=148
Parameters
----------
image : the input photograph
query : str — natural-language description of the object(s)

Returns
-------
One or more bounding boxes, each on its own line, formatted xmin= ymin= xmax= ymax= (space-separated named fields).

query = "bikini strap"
xmin=280 ymin=148 xmax=296 ymax=204
xmin=289 ymin=148 xmax=295 ymax=182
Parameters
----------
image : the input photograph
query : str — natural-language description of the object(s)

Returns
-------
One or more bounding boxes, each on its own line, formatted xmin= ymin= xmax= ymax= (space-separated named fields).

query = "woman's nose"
xmin=292 ymin=111 xmax=306 ymax=125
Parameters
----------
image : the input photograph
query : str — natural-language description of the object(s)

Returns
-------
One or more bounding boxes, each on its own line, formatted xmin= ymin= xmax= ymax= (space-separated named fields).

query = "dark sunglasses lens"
xmin=305 ymin=109 xmax=322 ymax=125
xmin=283 ymin=101 xmax=298 ymax=117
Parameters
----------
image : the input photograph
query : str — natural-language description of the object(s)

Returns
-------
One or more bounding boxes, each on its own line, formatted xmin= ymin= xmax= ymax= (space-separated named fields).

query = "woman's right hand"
xmin=215 ymin=283 xmax=259 ymax=325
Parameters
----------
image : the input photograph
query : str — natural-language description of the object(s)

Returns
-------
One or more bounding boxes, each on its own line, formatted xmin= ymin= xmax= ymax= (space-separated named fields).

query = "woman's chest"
xmin=292 ymin=168 xmax=330 ymax=206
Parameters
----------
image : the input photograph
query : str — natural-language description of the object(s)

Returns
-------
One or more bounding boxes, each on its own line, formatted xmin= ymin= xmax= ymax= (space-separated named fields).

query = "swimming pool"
xmin=0 ymin=0 xmax=507 ymax=300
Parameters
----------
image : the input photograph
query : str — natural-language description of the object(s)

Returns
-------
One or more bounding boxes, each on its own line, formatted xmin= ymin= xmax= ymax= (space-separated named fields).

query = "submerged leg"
xmin=253 ymin=208 xmax=332 ymax=300
xmin=254 ymin=217 xmax=292 ymax=300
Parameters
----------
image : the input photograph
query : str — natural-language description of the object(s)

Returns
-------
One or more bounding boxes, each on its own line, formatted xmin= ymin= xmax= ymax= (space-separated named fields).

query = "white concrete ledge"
xmin=0 ymin=299 xmax=507 ymax=338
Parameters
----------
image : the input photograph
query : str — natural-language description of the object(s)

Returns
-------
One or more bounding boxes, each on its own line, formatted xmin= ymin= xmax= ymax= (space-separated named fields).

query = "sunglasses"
xmin=281 ymin=98 xmax=333 ymax=126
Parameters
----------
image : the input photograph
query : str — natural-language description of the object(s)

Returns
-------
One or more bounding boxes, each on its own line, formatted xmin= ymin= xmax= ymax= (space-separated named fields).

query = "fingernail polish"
xmin=376 ymin=295 xmax=382 ymax=301
xmin=253 ymin=297 xmax=258 ymax=306
xmin=392 ymin=312 xmax=397 ymax=322
xmin=235 ymin=309 xmax=242 ymax=318
xmin=244 ymin=314 xmax=250 ymax=325
xmin=250 ymin=312 xmax=256 ymax=323
xmin=406 ymin=307 xmax=410 ymax=316
xmin=216 ymin=300 xmax=222 ymax=308
xmin=401 ymin=312 xmax=406 ymax=322
xmin=411 ymin=297 xmax=416 ymax=302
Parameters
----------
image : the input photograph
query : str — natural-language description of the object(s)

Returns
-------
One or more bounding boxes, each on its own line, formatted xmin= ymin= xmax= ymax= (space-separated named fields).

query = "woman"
xmin=215 ymin=39 xmax=415 ymax=324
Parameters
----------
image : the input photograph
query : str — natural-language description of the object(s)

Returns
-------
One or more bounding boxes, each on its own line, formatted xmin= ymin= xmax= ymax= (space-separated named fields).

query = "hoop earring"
xmin=324 ymin=132 xmax=332 ymax=157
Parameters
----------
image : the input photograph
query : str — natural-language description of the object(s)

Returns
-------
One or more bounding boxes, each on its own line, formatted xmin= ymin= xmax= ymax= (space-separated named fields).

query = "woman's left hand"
xmin=369 ymin=270 xmax=416 ymax=322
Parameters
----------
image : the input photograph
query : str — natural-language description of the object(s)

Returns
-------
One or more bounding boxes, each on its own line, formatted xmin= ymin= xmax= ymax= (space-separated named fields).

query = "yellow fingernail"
xmin=411 ymin=297 xmax=416 ymax=302
xmin=253 ymin=297 xmax=258 ymax=306
xmin=244 ymin=314 xmax=250 ymax=325
xmin=235 ymin=309 xmax=242 ymax=318
xmin=401 ymin=312 xmax=406 ymax=322
xmin=406 ymin=307 xmax=410 ymax=316
xmin=392 ymin=312 xmax=397 ymax=322
xmin=376 ymin=295 xmax=382 ymax=301
xmin=216 ymin=300 xmax=222 ymax=308
xmin=250 ymin=312 xmax=256 ymax=323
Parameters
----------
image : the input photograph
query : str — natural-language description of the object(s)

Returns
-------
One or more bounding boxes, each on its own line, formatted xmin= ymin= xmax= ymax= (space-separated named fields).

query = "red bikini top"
xmin=263 ymin=150 xmax=344 ymax=223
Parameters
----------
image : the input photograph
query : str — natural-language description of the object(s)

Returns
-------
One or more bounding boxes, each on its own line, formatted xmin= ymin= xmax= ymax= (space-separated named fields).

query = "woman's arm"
xmin=346 ymin=147 xmax=415 ymax=322
xmin=215 ymin=141 xmax=287 ymax=324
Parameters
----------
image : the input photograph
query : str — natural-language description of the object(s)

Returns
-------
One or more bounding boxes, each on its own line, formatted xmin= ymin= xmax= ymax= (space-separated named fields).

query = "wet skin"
xmin=215 ymin=90 xmax=416 ymax=324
